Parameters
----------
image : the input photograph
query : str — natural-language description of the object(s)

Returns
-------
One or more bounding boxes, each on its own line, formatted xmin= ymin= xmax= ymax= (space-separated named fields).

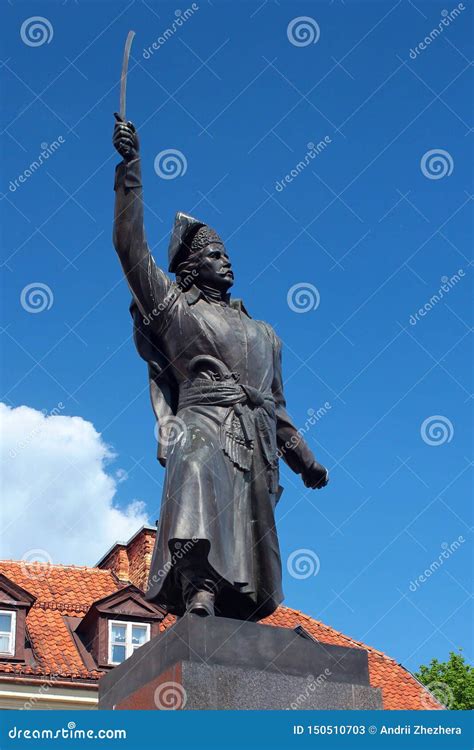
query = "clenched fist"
xmin=113 ymin=112 xmax=139 ymax=162
xmin=302 ymin=460 xmax=329 ymax=490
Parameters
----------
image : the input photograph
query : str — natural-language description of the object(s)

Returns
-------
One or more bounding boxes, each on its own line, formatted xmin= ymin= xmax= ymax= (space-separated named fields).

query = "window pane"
xmin=131 ymin=626 xmax=148 ymax=646
xmin=0 ymin=613 xmax=12 ymax=633
xmin=0 ymin=634 xmax=11 ymax=652
xmin=111 ymin=644 xmax=126 ymax=663
xmin=111 ymin=624 xmax=126 ymax=643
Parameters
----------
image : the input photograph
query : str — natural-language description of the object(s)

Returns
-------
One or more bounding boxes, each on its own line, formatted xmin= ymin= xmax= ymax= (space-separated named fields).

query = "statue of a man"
xmin=112 ymin=114 xmax=329 ymax=621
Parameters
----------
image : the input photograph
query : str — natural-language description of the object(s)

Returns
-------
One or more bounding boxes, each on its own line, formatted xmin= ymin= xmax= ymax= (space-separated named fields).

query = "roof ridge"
xmin=0 ymin=560 xmax=114 ymax=574
xmin=33 ymin=601 xmax=91 ymax=613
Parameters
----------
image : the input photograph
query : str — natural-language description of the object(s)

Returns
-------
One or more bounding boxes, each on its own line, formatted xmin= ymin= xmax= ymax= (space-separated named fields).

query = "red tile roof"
xmin=0 ymin=560 xmax=118 ymax=681
xmin=0 ymin=557 xmax=443 ymax=709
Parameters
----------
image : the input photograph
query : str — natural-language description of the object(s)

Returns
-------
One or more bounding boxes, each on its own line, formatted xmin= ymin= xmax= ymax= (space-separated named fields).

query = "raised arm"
xmin=112 ymin=114 xmax=171 ymax=319
xmin=272 ymin=334 xmax=329 ymax=490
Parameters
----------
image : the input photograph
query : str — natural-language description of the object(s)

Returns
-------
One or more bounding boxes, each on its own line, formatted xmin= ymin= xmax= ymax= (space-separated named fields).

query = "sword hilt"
xmin=113 ymin=112 xmax=136 ymax=159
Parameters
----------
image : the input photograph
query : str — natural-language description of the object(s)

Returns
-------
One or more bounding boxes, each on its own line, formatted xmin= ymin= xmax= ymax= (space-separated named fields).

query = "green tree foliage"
xmin=415 ymin=651 xmax=474 ymax=710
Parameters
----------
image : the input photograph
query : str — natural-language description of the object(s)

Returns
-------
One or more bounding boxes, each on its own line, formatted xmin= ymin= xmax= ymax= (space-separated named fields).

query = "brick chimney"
xmin=96 ymin=525 xmax=157 ymax=590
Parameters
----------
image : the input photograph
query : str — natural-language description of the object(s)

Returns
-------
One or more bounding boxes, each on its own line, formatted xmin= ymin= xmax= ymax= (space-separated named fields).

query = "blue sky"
xmin=1 ymin=0 xmax=472 ymax=674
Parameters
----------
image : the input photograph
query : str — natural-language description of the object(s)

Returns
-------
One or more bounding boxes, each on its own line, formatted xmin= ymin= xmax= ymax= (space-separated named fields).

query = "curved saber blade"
xmin=120 ymin=30 xmax=135 ymax=120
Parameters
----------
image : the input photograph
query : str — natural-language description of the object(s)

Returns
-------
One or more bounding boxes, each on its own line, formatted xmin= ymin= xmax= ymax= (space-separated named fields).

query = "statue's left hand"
xmin=302 ymin=460 xmax=329 ymax=489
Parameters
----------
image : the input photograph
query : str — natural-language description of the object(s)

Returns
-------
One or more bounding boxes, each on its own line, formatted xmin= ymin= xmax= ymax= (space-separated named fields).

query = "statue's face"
xmin=197 ymin=243 xmax=234 ymax=290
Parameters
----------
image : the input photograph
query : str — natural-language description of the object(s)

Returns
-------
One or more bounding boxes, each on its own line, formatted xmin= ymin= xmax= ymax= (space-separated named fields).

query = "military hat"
xmin=168 ymin=211 xmax=224 ymax=273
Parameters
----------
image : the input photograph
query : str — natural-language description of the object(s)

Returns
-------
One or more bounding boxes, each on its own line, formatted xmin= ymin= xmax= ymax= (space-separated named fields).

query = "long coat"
xmin=113 ymin=158 xmax=316 ymax=620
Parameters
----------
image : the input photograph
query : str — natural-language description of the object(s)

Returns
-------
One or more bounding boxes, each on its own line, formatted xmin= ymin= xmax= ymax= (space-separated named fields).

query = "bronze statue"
xmin=112 ymin=114 xmax=329 ymax=621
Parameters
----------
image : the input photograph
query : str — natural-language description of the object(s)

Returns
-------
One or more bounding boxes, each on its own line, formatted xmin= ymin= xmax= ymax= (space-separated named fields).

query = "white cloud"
xmin=0 ymin=403 xmax=149 ymax=566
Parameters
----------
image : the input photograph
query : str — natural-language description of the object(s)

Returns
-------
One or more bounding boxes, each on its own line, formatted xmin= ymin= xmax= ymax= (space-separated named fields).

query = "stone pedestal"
xmin=98 ymin=614 xmax=382 ymax=710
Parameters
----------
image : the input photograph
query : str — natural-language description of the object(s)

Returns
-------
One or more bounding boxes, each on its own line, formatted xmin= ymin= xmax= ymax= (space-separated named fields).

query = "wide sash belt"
xmin=178 ymin=379 xmax=273 ymax=409
xmin=178 ymin=378 xmax=276 ymax=475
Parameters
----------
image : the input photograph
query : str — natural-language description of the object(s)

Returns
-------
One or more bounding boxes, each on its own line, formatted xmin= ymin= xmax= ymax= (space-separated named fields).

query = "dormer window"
xmin=0 ymin=576 xmax=35 ymax=663
xmin=0 ymin=610 xmax=16 ymax=656
xmin=76 ymin=584 xmax=163 ymax=669
xmin=108 ymin=620 xmax=150 ymax=665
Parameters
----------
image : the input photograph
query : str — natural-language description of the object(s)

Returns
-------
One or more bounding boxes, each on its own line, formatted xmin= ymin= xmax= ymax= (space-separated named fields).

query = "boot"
xmin=186 ymin=589 xmax=215 ymax=617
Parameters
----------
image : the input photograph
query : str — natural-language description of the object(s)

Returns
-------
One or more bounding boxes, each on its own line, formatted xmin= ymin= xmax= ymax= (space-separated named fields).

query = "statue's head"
xmin=194 ymin=242 xmax=234 ymax=291
xmin=170 ymin=218 xmax=234 ymax=292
